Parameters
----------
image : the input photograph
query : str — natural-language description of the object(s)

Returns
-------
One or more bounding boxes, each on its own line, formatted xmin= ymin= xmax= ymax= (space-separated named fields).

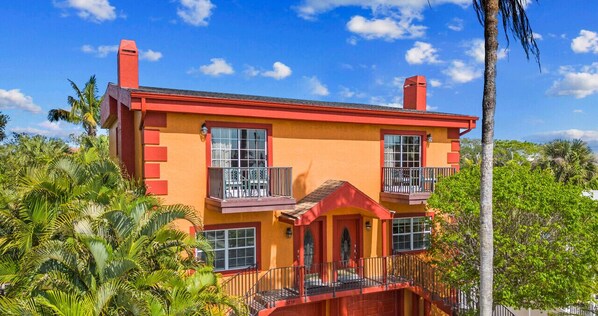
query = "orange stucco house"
xmin=101 ymin=40 xmax=478 ymax=316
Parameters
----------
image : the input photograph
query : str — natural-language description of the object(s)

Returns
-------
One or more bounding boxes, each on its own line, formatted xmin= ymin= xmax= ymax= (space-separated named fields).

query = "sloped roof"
xmin=281 ymin=180 xmax=392 ymax=226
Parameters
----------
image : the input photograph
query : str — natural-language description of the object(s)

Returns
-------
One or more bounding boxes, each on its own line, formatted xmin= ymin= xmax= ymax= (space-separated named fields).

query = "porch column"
xmin=298 ymin=225 xmax=305 ymax=298
xmin=424 ymin=299 xmax=432 ymax=316
xmin=381 ymin=219 xmax=389 ymax=257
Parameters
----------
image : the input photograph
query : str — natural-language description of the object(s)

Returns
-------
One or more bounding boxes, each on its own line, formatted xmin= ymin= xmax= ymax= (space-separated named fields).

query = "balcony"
xmin=222 ymin=254 xmax=498 ymax=316
xmin=380 ymin=167 xmax=456 ymax=205
xmin=206 ymin=167 xmax=296 ymax=213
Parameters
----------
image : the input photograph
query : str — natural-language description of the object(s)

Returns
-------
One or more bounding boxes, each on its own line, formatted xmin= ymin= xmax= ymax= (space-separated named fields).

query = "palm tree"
xmin=537 ymin=139 xmax=597 ymax=186
xmin=48 ymin=76 xmax=102 ymax=137
xmin=471 ymin=0 xmax=540 ymax=314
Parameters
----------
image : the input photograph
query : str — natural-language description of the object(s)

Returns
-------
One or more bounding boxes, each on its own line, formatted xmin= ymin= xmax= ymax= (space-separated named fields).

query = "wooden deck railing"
xmin=382 ymin=167 xmax=455 ymax=194
xmin=208 ymin=167 xmax=292 ymax=200
xmin=223 ymin=254 xmax=514 ymax=316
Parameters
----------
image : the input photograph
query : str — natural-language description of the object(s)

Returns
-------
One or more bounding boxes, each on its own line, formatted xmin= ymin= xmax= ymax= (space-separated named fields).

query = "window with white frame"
xmin=392 ymin=217 xmax=431 ymax=252
xmin=211 ymin=128 xmax=267 ymax=168
xmin=383 ymin=135 xmax=421 ymax=168
xmin=197 ymin=227 xmax=256 ymax=271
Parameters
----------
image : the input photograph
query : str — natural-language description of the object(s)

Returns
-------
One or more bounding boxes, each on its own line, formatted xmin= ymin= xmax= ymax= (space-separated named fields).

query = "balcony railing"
xmin=382 ymin=167 xmax=455 ymax=194
xmin=208 ymin=167 xmax=292 ymax=200
xmin=222 ymin=254 xmax=514 ymax=316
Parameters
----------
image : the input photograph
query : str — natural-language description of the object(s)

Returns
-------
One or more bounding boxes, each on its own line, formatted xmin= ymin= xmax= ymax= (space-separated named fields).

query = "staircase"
xmin=223 ymin=254 xmax=514 ymax=316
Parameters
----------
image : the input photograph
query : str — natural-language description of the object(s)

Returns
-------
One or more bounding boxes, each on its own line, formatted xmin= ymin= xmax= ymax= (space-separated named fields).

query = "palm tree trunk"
xmin=480 ymin=0 xmax=499 ymax=315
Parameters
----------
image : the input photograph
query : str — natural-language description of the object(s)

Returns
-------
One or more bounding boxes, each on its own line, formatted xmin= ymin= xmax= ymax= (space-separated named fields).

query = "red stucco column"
xmin=381 ymin=219 xmax=389 ymax=257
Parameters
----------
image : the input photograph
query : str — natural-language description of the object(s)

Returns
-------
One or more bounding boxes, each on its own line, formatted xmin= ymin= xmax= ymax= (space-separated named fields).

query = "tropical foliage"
xmin=48 ymin=75 xmax=102 ymax=137
xmin=0 ymin=134 xmax=244 ymax=315
xmin=429 ymin=164 xmax=598 ymax=310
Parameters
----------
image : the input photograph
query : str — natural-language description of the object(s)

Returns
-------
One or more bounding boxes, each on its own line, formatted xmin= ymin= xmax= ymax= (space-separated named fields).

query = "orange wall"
xmin=147 ymin=112 xmax=455 ymax=268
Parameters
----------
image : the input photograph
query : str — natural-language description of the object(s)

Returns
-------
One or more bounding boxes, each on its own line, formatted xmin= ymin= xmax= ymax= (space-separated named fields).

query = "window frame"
xmin=380 ymin=130 xmax=428 ymax=191
xmin=392 ymin=216 xmax=432 ymax=253
xmin=193 ymin=222 xmax=261 ymax=273
xmin=210 ymin=127 xmax=268 ymax=168
xmin=206 ymin=122 xmax=273 ymax=168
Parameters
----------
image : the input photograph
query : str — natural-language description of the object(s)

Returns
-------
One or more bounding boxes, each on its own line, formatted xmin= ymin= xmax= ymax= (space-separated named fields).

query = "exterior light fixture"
xmin=286 ymin=227 xmax=293 ymax=238
xmin=427 ymin=133 xmax=433 ymax=143
xmin=201 ymin=123 xmax=208 ymax=136
xmin=365 ymin=221 xmax=372 ymax=231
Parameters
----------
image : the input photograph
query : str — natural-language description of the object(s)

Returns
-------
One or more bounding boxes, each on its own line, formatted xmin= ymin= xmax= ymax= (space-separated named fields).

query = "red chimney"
xmin=403 ymin=75 xmax=427 ymax=111
xmin=117 ymin=39 xmax=139 ymax=89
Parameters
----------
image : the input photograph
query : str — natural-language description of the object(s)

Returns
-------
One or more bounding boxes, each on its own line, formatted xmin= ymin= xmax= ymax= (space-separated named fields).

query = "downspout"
xmin=139 ymin=96 xmax=147 ymax=130
xmin=459 ymin=119 xmax=475 ymax=136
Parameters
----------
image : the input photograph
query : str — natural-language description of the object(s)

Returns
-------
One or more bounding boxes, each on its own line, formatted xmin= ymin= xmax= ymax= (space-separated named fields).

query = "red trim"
xmin=144 ymin=146 xmax=167 ymax=162
xmin=451 ymin=140 xmax=460 ymax=152
xmin=412 ymin=292 xmax=420 ymax=315
xmin=295 ymin=181 xmax=392 ymax=226
xmin=452 ymin=164 xmax=460 ymax=171
xmin=393 ymin=211 xmax=435 ymax=218
xmin=203 ymin=222 xmax=262 ymax=272
xmin=204 ymin=121 xmax=273 ymax=167
xmin=143 ymin=163 xmax=160 ymax=179
xmin=447 ymin=128 xmax=460 ymax=139
xmin=145 ymin=180 xmax=168 ymax=195
xmin=381 ymin=219 xmax=388 ymax=257
xmin=143 ymin=129 xmax=160 ymax=145
xmin=130 ymin=91 xmax=478 ymax=129
xmin=447 ymin=152 xmax=460 ymax=164
xmin=144 ymin=111 xmax=167 ymax=127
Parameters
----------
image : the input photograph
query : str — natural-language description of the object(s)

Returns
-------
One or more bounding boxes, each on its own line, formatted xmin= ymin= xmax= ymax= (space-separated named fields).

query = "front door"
xmin=333 ymin=217 xmax=360 ymax=265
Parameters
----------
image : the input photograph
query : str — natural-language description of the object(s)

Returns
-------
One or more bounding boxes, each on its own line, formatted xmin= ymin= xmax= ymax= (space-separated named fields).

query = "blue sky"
xmin=1 ymin=0 xmax=597 ymax=150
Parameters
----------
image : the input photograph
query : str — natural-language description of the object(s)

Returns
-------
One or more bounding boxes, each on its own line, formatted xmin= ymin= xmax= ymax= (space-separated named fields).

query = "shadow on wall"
xmin=293 ymin=162 xmax=311 ymax=200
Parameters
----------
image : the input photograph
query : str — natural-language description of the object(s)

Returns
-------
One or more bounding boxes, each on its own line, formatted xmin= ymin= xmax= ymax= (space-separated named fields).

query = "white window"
xmin=197 ymin=227 xmax=256 ymax=271
xmin=384 ymin=135 xmax=421 ymax=168
xmin=392 ymin=217 xmax=431 ymax=252
xmin=211 ymin=128 xmax=267 ymax=168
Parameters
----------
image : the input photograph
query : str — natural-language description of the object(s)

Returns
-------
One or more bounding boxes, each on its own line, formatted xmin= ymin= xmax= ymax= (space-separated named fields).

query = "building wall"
xmin=144 ymin=112 xmax=456 ymax=269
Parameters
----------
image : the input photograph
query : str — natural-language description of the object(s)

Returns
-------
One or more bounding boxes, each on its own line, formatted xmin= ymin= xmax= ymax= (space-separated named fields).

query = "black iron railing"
xmin=222 ymin=254 xmax=515 ymax=316
xmin=382 ymin=167 xmax=455 ymax=194
xmin=208 ymin=167 xmax=292 ymax=200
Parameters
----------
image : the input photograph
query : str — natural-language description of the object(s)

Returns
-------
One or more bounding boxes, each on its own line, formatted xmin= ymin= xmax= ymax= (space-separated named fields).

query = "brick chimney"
xmin=403 ymin=75 xmax=427 ymax=111
xmin=117 ymin=39 xmax=139 ymax=89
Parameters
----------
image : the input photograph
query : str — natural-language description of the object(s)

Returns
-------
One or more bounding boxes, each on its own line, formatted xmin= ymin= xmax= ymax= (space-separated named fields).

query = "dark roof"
xmin=129 ymin=85 xmax=469 ymax=117
xmin=282 ymin=180 xmax=347 ymax=219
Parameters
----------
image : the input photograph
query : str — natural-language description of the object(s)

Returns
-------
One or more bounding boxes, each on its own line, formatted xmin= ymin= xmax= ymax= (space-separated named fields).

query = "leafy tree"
xmin=48 ymin=75 xmax=102 ymax=137
xmin=461 ymin=139 xmax=542 ymax=168
xmin=0 ymin=112 xmax=8 ymax=142
xmin=0 ymin=138 xmax=244 ymax=315
xmin=536 ymin=139 xmax=597 ymax=187
xmin=472 ymin=0 xmax=540 ymax=312
xmin=429 ymin=165 xmax=598 ymax=310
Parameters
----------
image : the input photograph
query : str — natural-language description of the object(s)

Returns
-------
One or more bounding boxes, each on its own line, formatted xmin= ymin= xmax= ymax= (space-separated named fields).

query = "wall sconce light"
xmin=427 ymin=133 xmax=433 ymax=143
xmin=365 ymin=221 xmax=372 ymax=231
xmin=200 ymin=123 xmax=208 ymax=136
xmin=285 ymin=227 xmax=293 ymax=238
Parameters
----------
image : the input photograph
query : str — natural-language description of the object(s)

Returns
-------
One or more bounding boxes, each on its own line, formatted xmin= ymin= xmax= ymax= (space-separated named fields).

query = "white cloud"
xmin=548 ymin=63 xmax=598 ymax=98
xmin=305 ymin=76 xmax=329 ymax=96
xmin=573 ymin=109 xmax=583 ymax=113
xmin=392 ymin=76 xmax=406 ymax=87
xmin=0 ymin=89 xmax=42 ymax=113
xmin=427 ymin=104 xmax=439 ymax=111
xmin=190 ymin=58 xmax=234 ymax=76
xmin=81 ymin=44 xmax=118 ymax=57
xmin=54 ymin=0 xmax=117 ymax=22
xmin=447 ymin=18 xmax=464 ymax=31
xmin=571 ymin=30 xmax=598 ymax=54
xmin=177 ymin=0 xmax=215 ymax=26
xmin=295 ymin=0 xmax=470 ymax=20
xmin=244 ymin=65 xmax=260 ymax=77
xmin=429 ymin=79 xmax=442 ymax=87
xmin=338 ymin=86 xmax=366 ymax=99
xmin=405 ymin=41 xmax=440 ymax=65
xmin=11 ymin=121 xmax=80 ymax=138
xmin=347 ymin=37 xmax=358 ymax=45
xmin=443 ymin=60 xmax=482 ymax=83
xmin=529 ymin=129 xmax=598 ymax=150
xmin=262 ymin=62 xmax=292 ymax=80
xmin=346 ymin=15 xmax=425 ymax=41
xmin=532 ymin=32 xmax=543 ymax=40
xmin=139 ymin=49 xmax=163 ymax=62
xmin=466 ymin=39 xmax=508 ymax=63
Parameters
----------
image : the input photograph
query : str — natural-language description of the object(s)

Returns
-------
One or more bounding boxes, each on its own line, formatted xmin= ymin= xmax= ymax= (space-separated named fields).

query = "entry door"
xmin=333 ymin=217 xmax=360 ymax=266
